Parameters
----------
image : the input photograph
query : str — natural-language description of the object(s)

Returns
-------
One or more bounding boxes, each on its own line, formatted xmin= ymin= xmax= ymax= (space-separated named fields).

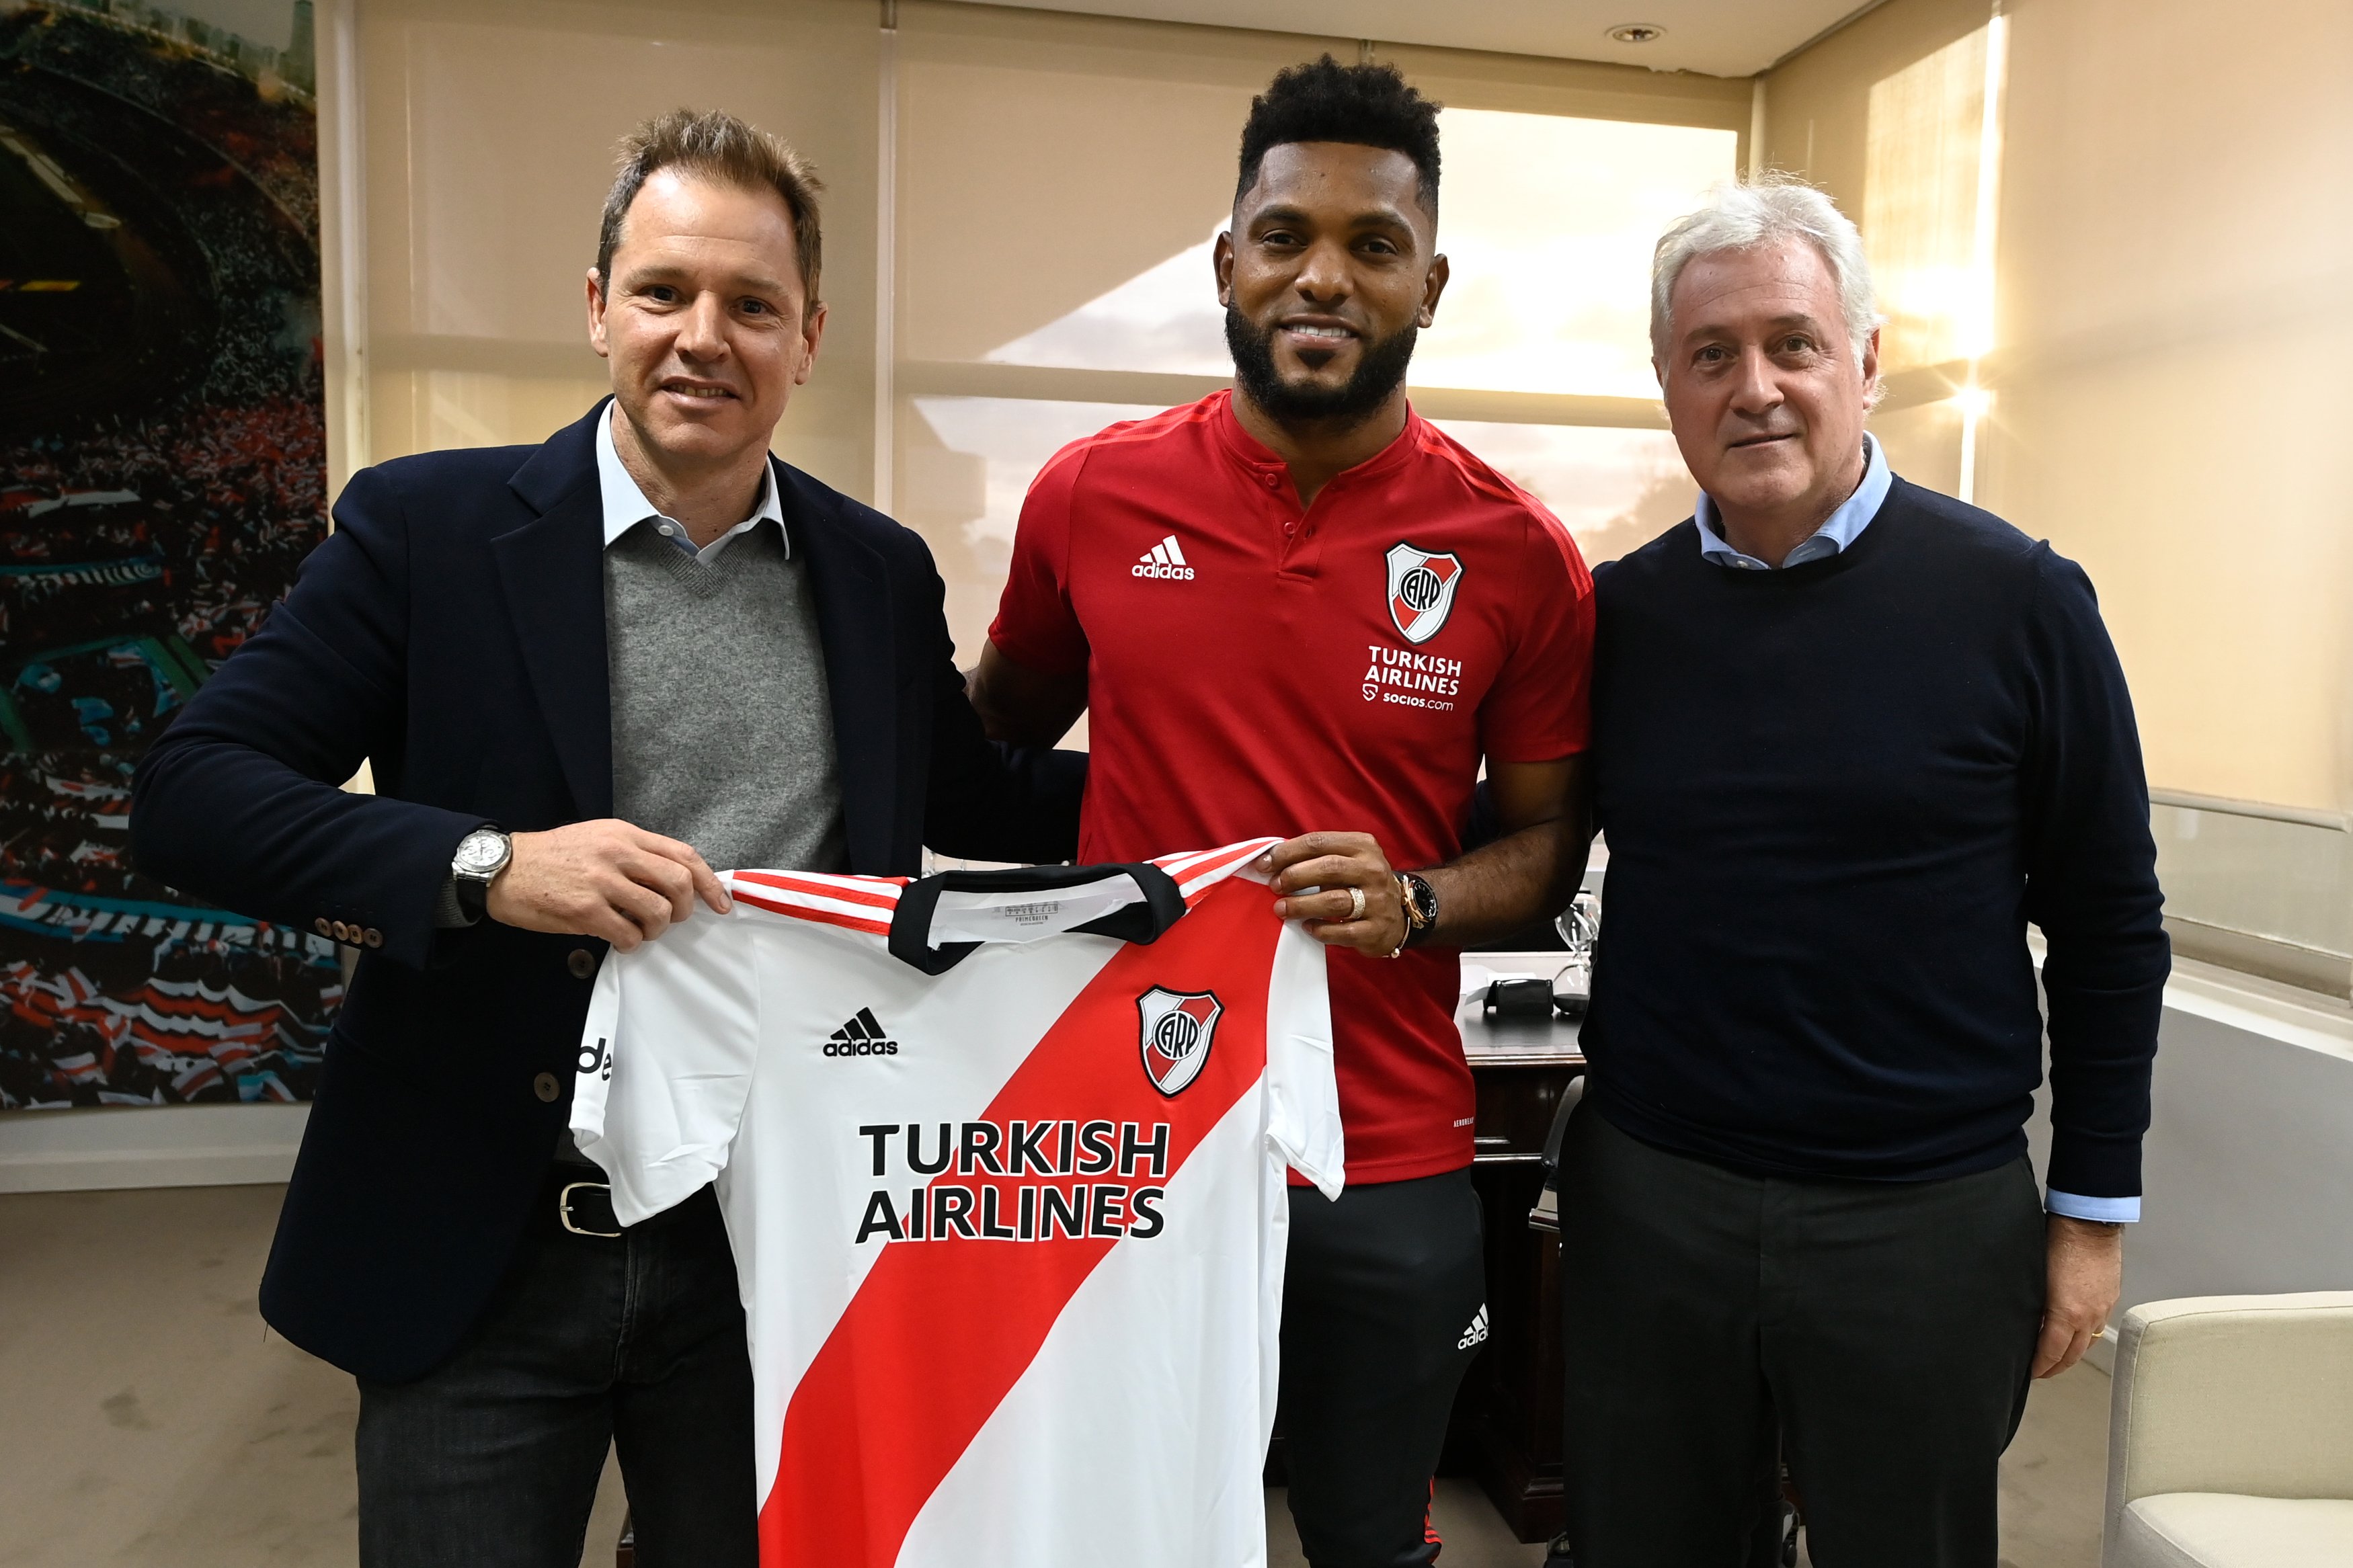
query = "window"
xmin=889 ymin=8 xmax=1741 ymax=657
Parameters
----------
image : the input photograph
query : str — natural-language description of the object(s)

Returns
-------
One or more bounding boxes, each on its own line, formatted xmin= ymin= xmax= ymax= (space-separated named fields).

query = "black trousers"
xmin=1279 ymin=1167 xmax=1490 ymax=1568
xmin=354 ymin=1171 xmax=756 ymax=1568
xmin=1559 ymin=1106 xmax=2045 ymax=1568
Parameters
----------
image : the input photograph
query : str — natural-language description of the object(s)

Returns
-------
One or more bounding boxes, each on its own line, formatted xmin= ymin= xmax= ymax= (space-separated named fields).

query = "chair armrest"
xmin=2107 ymin=1291 xmax=2353 ymax=1550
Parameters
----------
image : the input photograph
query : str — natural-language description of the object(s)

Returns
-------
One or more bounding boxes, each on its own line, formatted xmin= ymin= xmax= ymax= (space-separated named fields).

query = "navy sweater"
xmin=1584 ymin=479 xmax=2168 ymax=1196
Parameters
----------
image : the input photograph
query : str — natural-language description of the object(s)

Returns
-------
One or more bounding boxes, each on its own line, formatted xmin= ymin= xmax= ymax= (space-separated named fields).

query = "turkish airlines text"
xmin=851 ymin=1119 xmax=1171 ymax=1245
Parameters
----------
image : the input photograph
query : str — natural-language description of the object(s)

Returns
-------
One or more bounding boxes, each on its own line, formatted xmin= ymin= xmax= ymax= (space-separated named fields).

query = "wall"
xmin=346 ymin=0 xmax=883 ymax=497
xmin=1987 ymin=0 xmax=2353 ymax=815
xmin=2025 ymin=964 xmax=2353 ymax=1312
xmin=1763 ymin=0 xmax=2353 ymax=817
xmin=1763 ymin=0 xmax=2353 ymax=986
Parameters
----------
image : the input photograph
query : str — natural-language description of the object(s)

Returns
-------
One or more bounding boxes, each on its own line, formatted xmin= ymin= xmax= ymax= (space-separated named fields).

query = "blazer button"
xmin=532 ymin=1071 xmax=560 ymax=1104
xmin=567 ymin=948 xmax=596 ymax=979
xmin=363 ymin=927 xmax=384 ymax=948
xmin=313 ymin=917 xmax=330 ymax=937
xmin=333 ymin=920 xmax=352 ymax=942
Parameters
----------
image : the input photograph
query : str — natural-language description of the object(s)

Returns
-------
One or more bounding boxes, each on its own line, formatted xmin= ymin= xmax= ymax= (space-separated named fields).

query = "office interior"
xmin=1 ymin=0 xmax=2349 ymax=1564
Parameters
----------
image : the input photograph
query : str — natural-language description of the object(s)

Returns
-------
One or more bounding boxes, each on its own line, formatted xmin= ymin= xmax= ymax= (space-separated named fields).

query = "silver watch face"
xmin=454 ymin=829 xmax=510 ymax=878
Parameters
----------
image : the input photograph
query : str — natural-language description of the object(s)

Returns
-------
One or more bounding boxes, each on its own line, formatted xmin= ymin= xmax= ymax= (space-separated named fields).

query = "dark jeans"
xmin=354 ymin=1172 xmax=756 ymax=1568
xmin=1559 ymin=1106 xmax=2045 ymax=1568
xmin=1280 ymin=1168 xmax=1489 ymax=1568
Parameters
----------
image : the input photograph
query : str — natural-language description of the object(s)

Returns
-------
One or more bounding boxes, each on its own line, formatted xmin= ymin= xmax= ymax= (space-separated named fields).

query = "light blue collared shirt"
xmin=1692 ymin=436 xmax=2140 ymax=1226
xmin=596 ymin=400 xmax=784 ymax=563
xmin=1694 ymin=434 xmax=1892 ymax=571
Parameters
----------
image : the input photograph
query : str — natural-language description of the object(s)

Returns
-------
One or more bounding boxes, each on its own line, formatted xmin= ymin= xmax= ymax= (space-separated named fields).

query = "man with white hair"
xmin=1560 ymin=175 xmax=2169 ymax=1565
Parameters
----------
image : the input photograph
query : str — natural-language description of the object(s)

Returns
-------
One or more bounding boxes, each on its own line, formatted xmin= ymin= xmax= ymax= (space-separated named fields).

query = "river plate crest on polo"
xmin=1386 ymin=542 xmax=1465 ymax=645
xmin=1136 ymin=987 xmax=1222 ymax=1097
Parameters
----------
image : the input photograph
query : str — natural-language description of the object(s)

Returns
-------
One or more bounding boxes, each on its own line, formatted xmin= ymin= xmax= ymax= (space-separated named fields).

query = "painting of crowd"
xmin=1 ymin=0 xmax=337 ymax=1108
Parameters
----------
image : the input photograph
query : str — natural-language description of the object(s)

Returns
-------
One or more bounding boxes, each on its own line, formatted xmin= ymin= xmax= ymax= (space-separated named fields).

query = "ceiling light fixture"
xmin=1607 ymin=24 xmax=1667 ymax=44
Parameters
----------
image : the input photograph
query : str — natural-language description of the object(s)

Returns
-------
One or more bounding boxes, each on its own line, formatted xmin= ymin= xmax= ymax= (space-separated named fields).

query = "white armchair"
xmin=2104 ymin=1292 xmax=2353 ymax=1567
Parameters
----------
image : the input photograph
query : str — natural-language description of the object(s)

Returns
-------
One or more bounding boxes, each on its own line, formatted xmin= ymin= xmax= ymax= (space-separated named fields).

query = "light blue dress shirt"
xmin=1690 ymin=436 xmax=2139 ymax=1225
xmin=596 ymin=401 xmax=784 ymax=562
xmin=1694 ymin=433 xmax=1893 ymax=571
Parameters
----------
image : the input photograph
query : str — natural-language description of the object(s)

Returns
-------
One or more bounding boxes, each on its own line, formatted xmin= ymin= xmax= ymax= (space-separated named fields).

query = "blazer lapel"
xmin=785 ymin=463 xmax=898 ymax=872
xmin=493 ymin=407 xmax=612 ymax=821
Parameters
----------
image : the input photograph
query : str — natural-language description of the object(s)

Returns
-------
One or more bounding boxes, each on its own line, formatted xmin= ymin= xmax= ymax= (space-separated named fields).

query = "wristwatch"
xmin=1394 ymin=871 xmax=1439 ymax=952
xmin=450 ymin=827 xmax=512 ymax=923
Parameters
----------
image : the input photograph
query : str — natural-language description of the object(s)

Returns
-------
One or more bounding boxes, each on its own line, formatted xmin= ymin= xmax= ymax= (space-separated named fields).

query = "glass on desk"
xmin=1552 ymin=890 xmax=1601 ymax=1018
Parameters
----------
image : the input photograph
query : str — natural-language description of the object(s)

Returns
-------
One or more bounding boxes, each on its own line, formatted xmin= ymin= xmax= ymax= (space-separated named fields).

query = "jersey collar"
xmin=1210 ymin=388 xmax=1425 ymax=498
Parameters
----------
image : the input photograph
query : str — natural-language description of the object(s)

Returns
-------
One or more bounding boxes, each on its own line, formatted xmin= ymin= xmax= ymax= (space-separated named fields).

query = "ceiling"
xmin=933 ymin=0 xmax=1880 ymax=79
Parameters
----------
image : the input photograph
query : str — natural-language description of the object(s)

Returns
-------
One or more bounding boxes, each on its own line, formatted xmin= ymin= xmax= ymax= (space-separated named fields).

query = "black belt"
xmin=537 ymin=1163 xmax=716 ymax=1239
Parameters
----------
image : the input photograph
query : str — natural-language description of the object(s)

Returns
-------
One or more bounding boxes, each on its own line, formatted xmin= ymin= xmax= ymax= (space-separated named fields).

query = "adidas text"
xmin=1457 ymin=1305 xmax=1490 ymax=1350
xmin=825 ymin=1007 xmax=900 ymax=1058
xmin=1132 ymin=534 xmax=1194 ymax=580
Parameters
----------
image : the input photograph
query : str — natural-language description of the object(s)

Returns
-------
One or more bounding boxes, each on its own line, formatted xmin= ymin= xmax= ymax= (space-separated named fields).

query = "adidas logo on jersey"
xmin=1131 ymin=534 xmax=1195 ymax=580
xmin=824 ymin=1007 xmax=899 ymax=1057
xmin=1456 ymin=1304 xmax=1490 ymax=1350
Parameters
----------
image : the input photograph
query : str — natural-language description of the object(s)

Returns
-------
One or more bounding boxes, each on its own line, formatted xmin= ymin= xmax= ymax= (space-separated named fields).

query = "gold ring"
xmin=1345 ymin=886 xmax=1367 ymax=921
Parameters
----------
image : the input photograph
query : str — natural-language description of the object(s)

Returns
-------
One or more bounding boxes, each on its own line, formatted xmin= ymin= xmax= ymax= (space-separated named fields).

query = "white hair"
xmin=1649 ymin=174 xmax=1882 ymax=395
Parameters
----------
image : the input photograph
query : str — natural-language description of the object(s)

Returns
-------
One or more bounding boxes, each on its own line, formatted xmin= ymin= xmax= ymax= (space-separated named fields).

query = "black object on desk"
xmin=1482 ymin=977 xmax=1557 ymax=1021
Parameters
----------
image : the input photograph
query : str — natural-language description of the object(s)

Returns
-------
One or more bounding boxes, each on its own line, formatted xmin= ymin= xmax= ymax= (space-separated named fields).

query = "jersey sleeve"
xmin=985 ymin=439 xmax=1091 ymax=677
xmin=1262 ymin=920 xmax=1343 ymax=1198
xmin=1478 ymin=508 xmax=1597 ymax=765
xmin=571 ymin=910 xmax=762 ymax=1226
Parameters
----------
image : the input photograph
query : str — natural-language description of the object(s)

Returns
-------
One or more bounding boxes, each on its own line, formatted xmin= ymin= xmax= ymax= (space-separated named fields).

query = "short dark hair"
xmin=1235 ymin=56 xmax=1441 ymax=216
xmin=596 ymin=109 xmax=824 ymax=301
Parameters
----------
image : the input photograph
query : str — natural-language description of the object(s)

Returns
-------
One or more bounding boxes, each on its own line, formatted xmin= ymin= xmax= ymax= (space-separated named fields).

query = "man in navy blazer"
xmin=131 ymin=111 xmax=1080 ymax=1566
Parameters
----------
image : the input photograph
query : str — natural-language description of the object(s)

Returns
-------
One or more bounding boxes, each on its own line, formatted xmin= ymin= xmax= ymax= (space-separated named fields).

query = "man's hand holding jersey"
xmin=969 ymin=643 xmax=1593 ymax=956
xmin=1257 ymin=757 xmax=1589 ymax=956
xmin=486 ymin=819 xmax=733 ymax=952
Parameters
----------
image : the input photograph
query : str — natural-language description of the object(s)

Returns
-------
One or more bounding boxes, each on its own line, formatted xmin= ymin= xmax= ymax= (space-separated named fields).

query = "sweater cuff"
xmin=2044 ymin=1126 xmax=2143 ymax=1203
xmin=2046 ymin=1189 xmax=2140 ymax=1223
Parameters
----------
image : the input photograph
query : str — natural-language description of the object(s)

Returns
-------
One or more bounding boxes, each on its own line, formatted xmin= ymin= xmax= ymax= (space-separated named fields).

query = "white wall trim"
xmin=0 ymin=1105 xmax=307 ymax=1194
xmin=2029 ymin=937 xmax=2353 ymax=1065
xmin=2161 ymin=956 xmax=2353 ymax=1067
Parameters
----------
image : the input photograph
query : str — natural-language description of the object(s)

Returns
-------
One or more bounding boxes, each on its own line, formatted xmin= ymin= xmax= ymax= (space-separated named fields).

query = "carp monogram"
xmin=1384 ymin=542 xmax=1465 ymax=645
xmin=1135 ymin=987 xmax=1222 ymax=1097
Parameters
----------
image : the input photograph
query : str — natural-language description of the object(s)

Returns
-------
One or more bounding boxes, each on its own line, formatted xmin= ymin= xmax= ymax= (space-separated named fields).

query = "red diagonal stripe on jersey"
xmin=760 ymin=876 xmax=1278 ymax=1568
xmin=732 ymin=870 xmax=907 ymax=909
xmin=1162 ymin=838 xmax=1275 ymax=901
xmin=727 ymin=890 xmax=893 ymax=938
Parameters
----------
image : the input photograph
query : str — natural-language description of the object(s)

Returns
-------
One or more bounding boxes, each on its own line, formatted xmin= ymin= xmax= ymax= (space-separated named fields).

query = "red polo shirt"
xmin=989 ymin=391 xmax=1595 ymax=1183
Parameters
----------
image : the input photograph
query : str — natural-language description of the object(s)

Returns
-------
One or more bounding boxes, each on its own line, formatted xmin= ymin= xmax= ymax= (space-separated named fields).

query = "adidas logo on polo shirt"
xmin=1457 ymin=1304 xmax=1489 ymax=1350
xmin=1131 ymin=534 xmax=1193 ymax=580
xmin=826 ymin=1007 xmax=898 ymax=1057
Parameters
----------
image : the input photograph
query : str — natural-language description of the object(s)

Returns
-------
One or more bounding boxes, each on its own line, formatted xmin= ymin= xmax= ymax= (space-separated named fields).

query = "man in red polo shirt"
xmin=970 ymin=58 xmax=1595 ymax=1568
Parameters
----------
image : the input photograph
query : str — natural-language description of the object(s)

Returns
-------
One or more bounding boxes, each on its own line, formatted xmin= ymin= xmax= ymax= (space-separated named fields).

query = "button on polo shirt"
xmin=991 ymin=390 xmax=1596 ymax=1183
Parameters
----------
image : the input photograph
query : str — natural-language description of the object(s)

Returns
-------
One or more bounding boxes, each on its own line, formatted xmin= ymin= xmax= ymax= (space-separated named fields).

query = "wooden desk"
xmin=1447 ymin=999 xmax=1584 ymax=1544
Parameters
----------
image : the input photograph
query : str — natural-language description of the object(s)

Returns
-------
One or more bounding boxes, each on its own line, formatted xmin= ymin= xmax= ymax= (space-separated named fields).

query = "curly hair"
xmin=1236 ymin=55 xmax=1441 ymax=216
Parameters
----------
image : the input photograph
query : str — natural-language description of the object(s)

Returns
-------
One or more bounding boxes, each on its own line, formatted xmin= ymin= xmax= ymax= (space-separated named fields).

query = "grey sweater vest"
xmin=604 ymin=519 xmax=848 ymax=875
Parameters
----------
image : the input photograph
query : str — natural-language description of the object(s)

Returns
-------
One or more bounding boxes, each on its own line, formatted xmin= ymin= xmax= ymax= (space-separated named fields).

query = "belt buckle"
xmin=558 ymin=1180 xmax=624 ymax=1238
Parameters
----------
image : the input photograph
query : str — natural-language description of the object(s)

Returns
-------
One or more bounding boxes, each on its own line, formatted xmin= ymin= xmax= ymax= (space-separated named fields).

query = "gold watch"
xmin=1390 ymin=871 xmax=1438 ymax=956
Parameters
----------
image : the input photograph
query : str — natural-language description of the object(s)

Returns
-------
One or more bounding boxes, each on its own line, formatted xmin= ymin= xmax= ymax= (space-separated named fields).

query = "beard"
xmin=1224 ymin=307 xmax=1418 ymax=431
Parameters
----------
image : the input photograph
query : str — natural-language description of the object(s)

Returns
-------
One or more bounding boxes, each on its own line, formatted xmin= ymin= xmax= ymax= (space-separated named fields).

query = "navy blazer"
xmin=131 ymin=402 xmax=1084 ymax=1380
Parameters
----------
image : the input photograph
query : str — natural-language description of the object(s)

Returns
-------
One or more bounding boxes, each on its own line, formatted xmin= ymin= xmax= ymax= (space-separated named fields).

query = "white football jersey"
xmin=570 ymin=839 xmax=1342 ymax=1568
